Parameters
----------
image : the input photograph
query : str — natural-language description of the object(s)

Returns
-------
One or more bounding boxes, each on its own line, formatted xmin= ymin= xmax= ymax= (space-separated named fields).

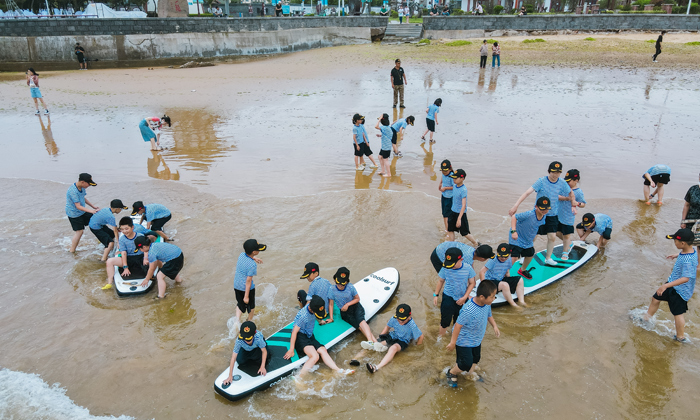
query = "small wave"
xmin=270 ymin=365 xmax=351 ymax=401
xmin=629 ymin=307 xmax=693 ymax=343
xmin=0 ymin=368 xmax=137 ymax=420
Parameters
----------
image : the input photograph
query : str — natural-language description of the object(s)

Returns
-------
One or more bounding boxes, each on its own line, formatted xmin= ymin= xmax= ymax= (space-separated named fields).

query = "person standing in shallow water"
xmin=391 ymin=59 xmax=407 ymax=109
xmin=479 ymin=40 xmax=488 ymax=69
xmin=66 ymin=173 xmax=99 ymax=253
xmin=653 ymin=31 xmax=666 ymax=62
xmin=492 ymin=41 xmax=501 ymax=68
xmin=26 ymin=68 xmax=49 ymax=115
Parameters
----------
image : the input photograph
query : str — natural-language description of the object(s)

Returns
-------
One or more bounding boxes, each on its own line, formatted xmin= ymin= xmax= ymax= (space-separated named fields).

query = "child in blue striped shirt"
xmin=222 ymin=321 xmax=268 ymax=386
xmin=479 ymin=243 xmax=525 ymax=308
xmin=366 ymin=304 xmax=423 ymax=373
xmin=445 ymin=280 xmax=500 ymax=386
xmin=642 ymin=164 xmax=671 ymax=205
xmin=434 ymin=247 xmax=477 ymax=336
xmin=375 ymin=113 xmax=393 ymax=178
xmin=421 ymin=98 xmax=441 ymax=143
xmin=577 ymin=213 xmax=613 ymax=249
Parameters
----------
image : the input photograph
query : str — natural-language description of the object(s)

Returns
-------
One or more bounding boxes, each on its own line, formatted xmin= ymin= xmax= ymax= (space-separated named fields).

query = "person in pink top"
xmin=492 ymin=42 xmax=501 ymax=68
xmin=139 ymin=115 xmax=172 ymax=151
xmin=26 ymin=68 xmax=49 ymax=115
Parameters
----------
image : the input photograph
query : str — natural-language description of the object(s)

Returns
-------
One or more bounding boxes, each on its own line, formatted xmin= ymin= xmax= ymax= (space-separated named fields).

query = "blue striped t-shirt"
xmin=233 ymin=331 xmax=266 ymax=354
xmin=380 ymin=125 xmax=393 ymax=151
xmin=646 ymin=165 xmax=671 ymax=176
xmin=391 ymin=119 xmax=408 ymax=132
xmin=438 ymin=264 xmax=476 ymax=300
xmin=353 ymin=125 xmax=365 ymax=144
xmin=119 ymin=233 xmax=142 ymax=256
xmin=427 ymin=104 xmax=440 ymax=120
xmin=294 ymin=304 xmax=316 ymax=338
xmin=441 ymin=173 xmax=454 ymax=198
xmin=145 ymin=204 xmax=171 ymax=222
xmin=510 ymin=209 xmax=546 ymax=249
xmin=65 ymin=183 xmax=87 ymax=218
xmin=387 ymin=317 xmax=422 ymax=344
xmin=484 ymin=257 xmax=514 ymax=281
xmin=88 ymin=208 xmax=116 ymax=230
xmin=329 ymin=283 xmax=359 ymax=310
xmin=558 ymin=188 xmax=586 ymax=227
xmin=668 ymin=250 xmax=698 ymax=301
xmin=532 ymin=176 xmax=571 ymax=214
xmin=435 ymin=241 xmax=474 ymax=266
xmin=455 ymin=298 xmax=492 ymax=347
xmin=147 ymin=242 xmax=182 ymax=264
xmin=591 ymin=213 xmax=613 ymax=235
xmin=233 ymin=252 xmax=258 ymax=291
xmin=307 ymin=276 xmax=332 ymax=310
xmin=451 ymin=184 xmax=468 ymax=213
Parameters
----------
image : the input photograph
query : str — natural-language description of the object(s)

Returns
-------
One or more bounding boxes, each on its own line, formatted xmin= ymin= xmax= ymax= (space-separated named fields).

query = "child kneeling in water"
xmin=326 ymin=267 xmax=378 ymax=348
xmin=222 ymin=321 xmax=268 ymax=386
xmin=366 ymin=304 xmax=423 ymax=373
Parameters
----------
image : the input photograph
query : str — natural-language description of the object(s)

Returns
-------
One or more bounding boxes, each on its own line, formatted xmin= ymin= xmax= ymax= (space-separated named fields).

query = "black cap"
xmin=581 ymin=213 xmax=595 ymax=226
xmin=133 ymin=235 xmax=150 ymax=249
xmin=239 ymin=321 xmax=256 ymax=341
xmin=395 ymin=303 xmax=411 ymax=320
xmin=406 ymin=116 xmax=415 ymax=125
xmin=496 ymin=243 xmax=512 ymax=257
xmin=667 ymin=229 xmax=694 ymax=242
xmin=309 ymin=295 xmax=327 ymax=319
xmin=110 ymin=199 xmax=128 ymax=210
xmin=474 ymin=244 xmax=495 ymax=259
xmin=300 ymin=262 xmax=319 ymax=279
xmin=131 ymin=201 xmax=145 ymax=216
xmin=444 ymin=247 xmax=463 ymax=269
xmin=564 ymin=169 xmax=580 ymax=182
xmin=78 ymin=173 xmax=96 ymax=186
xmin=536 ymin=197 xmax=551 ymax=210
xmin=353 ymin=113 xmax=364 ymax=122
xmin=333 ymin=267 xmax=350 ymax=284
xmin=450 ymin=169 xmax=466 ymax=179
xmin=548 ymin=161 xmax=563 ymax=172
xmin=395 ymin=58 xmax=401 ymax=63
xmin=440 ymin=159 xmax=452 ymax=171
xmin=243 ymin=239 xmax=267 ymax=254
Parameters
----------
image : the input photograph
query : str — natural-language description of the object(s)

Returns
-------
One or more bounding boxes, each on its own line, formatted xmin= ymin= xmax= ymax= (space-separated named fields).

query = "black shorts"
xmin=297 ymin=289 xmax=307 ymax=305
xmin=340 ymin=303 xmax=366 ymax=329
xmin=150 ymin=214 xmax=171 ymax=232
xmin=391 ymin=127 xmax=398 ymax=144
xmin=126 ymin=254 xmax=148 ymax=270
xmin=488 ymin=276 xmax=520 ymax=294
xmin=455 ymin=344 xmax=481 ymax=371
xmin=353 ymin=142 xmax=365 ymax=157
xmin=160 ymin=252 xmax=184 ymax=280
xmin=557 ymin=222 xmax=574 ymax=235
xmin=237 ymin=346 xmax=269 ymax=367
xmin=379 ymin=149 xmax=391 ymax=159
xmin=643 ymin=173 xmax=670 ymax=186
xmin=510 ymin=245 xmax=535 ymax=258
xmin=426 ymin=118 xmax=436 ymax=132
xmin=235 ymin=287 xmax=256 ymax=313
xmin=430 ymin=249 xmax=443 ymax=274
xmin=90 ymin=226 xmax=115 ymax=247
xmin=76 ymin=54 xmax=86 ymax=63
xmin=441 ymin=195 xmax=452 ymax=218
xmin=447 ymin=211 xmax=471 ymax=236
xmin=653 ymin=286 xmax=688 ymax=316
xmin=68 ymin=212 xmax=92 ymax=232
xmin=294 ymin=333 xmax=323 ymax=356
xmin=440 ymin=293 xmax=463 ymax=329
xmin=377 ymin=333 xmax=409 ymax=351
xmin=537 ymin=215 xmax=559 ymax=235
xmin=362 ymin=143 xmax=373 ymax=156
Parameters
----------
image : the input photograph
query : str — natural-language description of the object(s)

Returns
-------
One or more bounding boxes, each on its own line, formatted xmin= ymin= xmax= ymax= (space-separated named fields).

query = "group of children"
xmin=65 ymin=172 xmax=184 ymax=299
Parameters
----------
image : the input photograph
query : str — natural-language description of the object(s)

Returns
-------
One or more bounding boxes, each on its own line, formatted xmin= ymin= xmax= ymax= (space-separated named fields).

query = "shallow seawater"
xmin=1 ymin=55 xmax=699 ymax=419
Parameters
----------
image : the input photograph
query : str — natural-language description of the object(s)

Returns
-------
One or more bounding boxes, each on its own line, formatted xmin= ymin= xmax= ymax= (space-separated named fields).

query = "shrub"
xmin=453 ymin=8 xmax=465 ymax=15
xmin=646 ymin=39 xmax=656 ymax=42
xmin=418 ymin=38 xmax=430 ymax=44
xmin=370 ymin=11 xmax=376 ymax=15
xmin=494 ymin=4 xmax=504 ymax=13
xmin=525 ymin=3 xmax=534 ymax=13
xmin=691 ymin=3 xmax=699 ymax=13
xmin=522 ymin=38 xmax=546 ymax=43
xmin=391 ymin=10 xmax=398 ymax=17
xmin=687 ymin=41 xmax=700 ymax=45
xmin=486 ymin=39 xmax=496 ymax=43
xmin=621 ymin=4 xmax=632 ymax=10
xmin=632 ymin=0 xmax=651 ymax=5
xmin=445 ymin=40 xmax=472 ymax=46
xmin=584 ymin=37 xmax=595 ymax=41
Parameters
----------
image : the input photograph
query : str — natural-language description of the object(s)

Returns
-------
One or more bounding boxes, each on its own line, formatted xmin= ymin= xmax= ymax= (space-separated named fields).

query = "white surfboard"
xmin=113 ymin=216 xmax=160 ymax=297
xmin=214 ymin=267 xmax=400 ymax=401
xmin=471 ymin=241 xmax=598 ymax=306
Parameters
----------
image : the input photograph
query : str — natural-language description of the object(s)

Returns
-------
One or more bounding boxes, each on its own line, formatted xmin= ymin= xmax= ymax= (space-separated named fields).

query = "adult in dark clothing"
xmin=430 ymin=4 xmax=439 ymax=15
xmin=391 ymin=59 xmax=407 ymax=109
xmin=75 ymin=43 xmax=87 ymax=70
xmin=275 ymin=2 xmax=282 ymax=16
xmin=653 ymin=31 xmax=666 ymax=62
xmin=682 ymin=173 xmax=700 ymax=229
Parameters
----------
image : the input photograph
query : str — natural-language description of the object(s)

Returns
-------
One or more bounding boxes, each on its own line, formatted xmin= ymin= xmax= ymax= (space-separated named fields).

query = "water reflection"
xmin=477 ymin=69 xmax=486 ymax=93
xmin=511 ymin=74 xmax=518 ymax=89
xmin=143 ymin=291 xmax=197 ymax=348
xmin=420 ymin=142 xmax=437 ymax=181
xmin=488 ymin=68 xmax=500 ymax=93
xmin=148 ymin=150 xmax=180 ymax=181
xmin=38 ymin=115 xmax=59 ymax=157
xmin=623 ymin=202 xmax=659 ymax=247
xmin=378 ymin=156 xmax=407 ymax=190
xmin=355 ymin=167 xmax=378 ymax=189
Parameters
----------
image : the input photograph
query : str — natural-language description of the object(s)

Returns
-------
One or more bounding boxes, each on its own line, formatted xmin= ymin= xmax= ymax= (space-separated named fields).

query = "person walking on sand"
xmin=479 ymin=40 xmax=488 ymax=69
xmin=492 ymin=41 xmax=501 ymax=68
xmin=653 ymin=31 xmax=666 ymax=62
xmin=26 ymin=68 xmax=49 ymax=115
xmin=391 ymin=59 xmax=407 ymax=109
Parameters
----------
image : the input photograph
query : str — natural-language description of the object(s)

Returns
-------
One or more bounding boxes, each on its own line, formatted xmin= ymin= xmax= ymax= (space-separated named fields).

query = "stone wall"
xmin=0 ymin=17 xmax=387 ymax=69
xmin=423 ymin=15 xmax=700 ymax=38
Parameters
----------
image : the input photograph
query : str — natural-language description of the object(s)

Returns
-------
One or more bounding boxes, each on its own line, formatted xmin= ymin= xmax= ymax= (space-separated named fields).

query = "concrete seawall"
xmin=423 ymin=15 xmax=700 ymax=39
xmin=0 ymin=17 xmax=387 ymax=69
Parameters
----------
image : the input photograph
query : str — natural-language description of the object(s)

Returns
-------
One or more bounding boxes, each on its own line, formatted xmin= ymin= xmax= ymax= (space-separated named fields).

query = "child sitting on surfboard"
xmin=222 ymin=321 xmax=268 ymax=386
xmin=131 ymin=201 xmax=173 ymax=242
xmin=366 ymin=304 xmax=423 ymax=373
xmin=430 ymin=242 xmax=494 ymax=275
xmin=577 ymin=213 xmax=613 ymax=249
xmin=447 ymin=169 xmax=480 ymax=247
xmin=479 ymin=243 xmax=526 ymax=308
xmin=509 ymin=197 xmax=551 ymax=280
xmin=434 ymin=247 xmax=477 ymax=337
xmin=297 ymin=262 xmax=331 ymax=324
xmin=284 ymin=295 xmax=355 ymax=379
xmin=445 ymin=280 xmax=500 ymax=386
xmin=101 ymin=216 xmax=155 ymax=290
xmin=325 ymin=267 xmax=378 ymax=349
xmin=557 ymin=169 xmax=586 ymax=261
xmin=89 ymin=199 xmax=129 ymax=262
xmin=134 ymin=236 xmax=184 ymax=299
xmin=233 ymin=239 xmax=266 ymax=324
xmin=641 ymin=229 xmax=697 ymax=343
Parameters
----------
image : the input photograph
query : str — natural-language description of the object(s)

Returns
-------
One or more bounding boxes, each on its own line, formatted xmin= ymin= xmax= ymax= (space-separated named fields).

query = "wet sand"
xmin=1 ymin=36 xmax=700 ymax=419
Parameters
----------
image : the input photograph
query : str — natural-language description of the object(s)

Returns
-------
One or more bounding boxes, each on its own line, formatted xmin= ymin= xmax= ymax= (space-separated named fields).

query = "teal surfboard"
xmin=214 ymin=267 xmax=400 ymax=401
xmin=471 ymin=241 xmax=597 ymax=306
